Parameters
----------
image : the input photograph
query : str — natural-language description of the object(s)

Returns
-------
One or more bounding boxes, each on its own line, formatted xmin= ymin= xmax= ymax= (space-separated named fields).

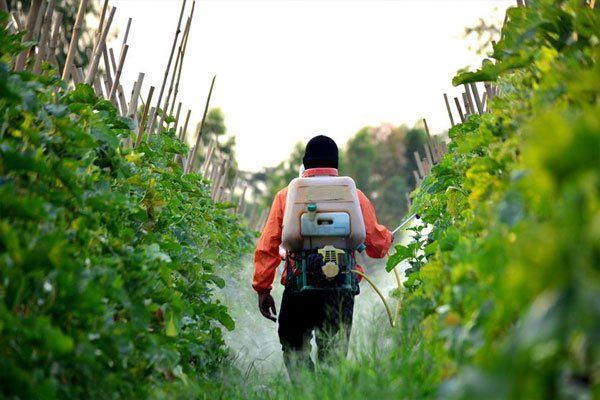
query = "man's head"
xmin=302 ymin=135 xmax=339 ymax=169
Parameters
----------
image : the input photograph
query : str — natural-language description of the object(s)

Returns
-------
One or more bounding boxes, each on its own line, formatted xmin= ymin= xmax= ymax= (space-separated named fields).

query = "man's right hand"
xmin=258 ymin=293 xmax=277 ymax=322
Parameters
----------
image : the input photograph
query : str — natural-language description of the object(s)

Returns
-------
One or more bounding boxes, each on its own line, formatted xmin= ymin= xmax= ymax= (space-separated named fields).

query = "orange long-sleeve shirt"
xmin=252 ymin=168 xmax=392 ymax=294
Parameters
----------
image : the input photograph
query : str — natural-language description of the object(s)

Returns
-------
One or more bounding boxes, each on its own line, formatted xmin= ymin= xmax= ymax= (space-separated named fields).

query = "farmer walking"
xmin=253 ymin=135 xmax=392 ymax=378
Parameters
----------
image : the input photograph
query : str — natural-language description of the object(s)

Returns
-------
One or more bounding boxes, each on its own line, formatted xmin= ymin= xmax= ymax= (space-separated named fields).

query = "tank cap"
xmin=307 ymin=203 xmax=317 ymax=212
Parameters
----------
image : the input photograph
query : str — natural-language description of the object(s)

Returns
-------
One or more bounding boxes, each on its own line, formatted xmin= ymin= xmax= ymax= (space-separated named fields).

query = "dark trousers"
xmin=278 ymin=287 xmax=355 ymax=377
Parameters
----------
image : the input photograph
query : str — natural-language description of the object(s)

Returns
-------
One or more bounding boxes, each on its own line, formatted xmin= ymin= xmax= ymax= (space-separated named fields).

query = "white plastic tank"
xmin=281 ymin=175 xmax=366 ymax=251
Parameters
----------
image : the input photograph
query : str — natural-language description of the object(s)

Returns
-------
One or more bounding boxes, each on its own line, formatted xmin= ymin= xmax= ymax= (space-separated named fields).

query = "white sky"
xmin=108 ymin=0 xmax=512 ymax=172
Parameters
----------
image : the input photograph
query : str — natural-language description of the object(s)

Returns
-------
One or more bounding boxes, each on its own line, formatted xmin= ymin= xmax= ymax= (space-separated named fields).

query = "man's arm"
xmin=252 ymin=189 xmax=286 ymax=294
xmin=357 ymin=190 xmax=392 ymax=258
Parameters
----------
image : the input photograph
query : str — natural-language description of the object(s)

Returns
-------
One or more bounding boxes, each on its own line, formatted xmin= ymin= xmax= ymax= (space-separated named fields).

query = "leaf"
xmin=166 ymin=313 xmax=177 ymax=337
xmin=386 ymin=244 xmax=413 ymax=272
xmin=68 ymin=83 xmax=96 ymax=104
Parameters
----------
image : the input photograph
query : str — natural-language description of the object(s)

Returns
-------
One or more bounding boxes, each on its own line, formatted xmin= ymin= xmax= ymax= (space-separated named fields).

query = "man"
xmin=253 ymin=135 xmax=392 ymax=374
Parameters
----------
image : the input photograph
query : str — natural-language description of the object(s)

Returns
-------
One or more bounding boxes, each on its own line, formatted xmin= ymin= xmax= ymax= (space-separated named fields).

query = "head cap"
xmin=302 ymin=135 xmax=339 ymax=169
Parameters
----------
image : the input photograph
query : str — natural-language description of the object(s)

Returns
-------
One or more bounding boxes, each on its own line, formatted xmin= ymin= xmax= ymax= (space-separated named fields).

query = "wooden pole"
xmin=481 ymin=92 xmax=488 ymax=113
xmin=237 ymin=185 xmax=248 ymax=215
xmin=173 ymin=102 xmax=182 ymax=132
xmin=461 ymin=93 xmax=471 ymax=116
xmin=95 ymin=0 xmax=109 ymax=43
xmin=10 ymin=11 xmax=24 ymax=31
xmin=32 ymin=0 xmax=46 ymax=42
xmin=454 ymin=96 xmax=465 ymax=123
xmin=179 ymin=109 xmax=192 ymax=142
xmin=184 ymin=75 xmax=216 ymax=174
xmin=128 ymin=72 xmax=145 ymax=118
xmin=48 ymin=11 xmax=62 ymax=69
xmin=102 ymin=48 xmax=113 ymax=89
xmin=201 ymin=139 xmax=216 ymax=176
xmin=412 ymin=170 xmax=422 ymax=186
xmin=469 ymin=83 xmax=484 ymax=115
xmin=135 ymin=86 xmax=155 ymax=148
xmin=169 ymin=1 xmax=196 ymax=116
xmin=443 ymin=93 xmax=455 ymax=127
xmin=413 ymin=151 xmax=425 ymax=178
xmin=84 ymin=6 xmax=115 ymax=85
xmin=70 ymin=64 xmax=81 ymax=84
xmin=122 ymin=17 xmax=132 ymax=45
xmin=108 ymin=44 xmax=128 ymax=100
xmin=147 ymin=0 xmax=187 ymax=134
xmin=159 ymin=10 xmax=193 ymax=133
xmin=464 ymin=84 xmax=476 ymax=116
xmin=33 ymin=0 xmax=56 ymax=73
xmin=61 ymin=0 xmax=88 ymax=80
xmin=15 ymin=0 xmax=43 ymax=71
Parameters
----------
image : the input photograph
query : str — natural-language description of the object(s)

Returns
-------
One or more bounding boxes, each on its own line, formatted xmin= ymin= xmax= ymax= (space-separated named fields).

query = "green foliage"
xmin=0 ymin=21 xmax=252 ymax=399
xmin=388 ymin=1 xmax=600 ymax=398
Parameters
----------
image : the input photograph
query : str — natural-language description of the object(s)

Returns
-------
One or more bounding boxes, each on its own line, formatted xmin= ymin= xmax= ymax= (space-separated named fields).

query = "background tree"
xmin=343 ymin=123 xmax=428 ymax=227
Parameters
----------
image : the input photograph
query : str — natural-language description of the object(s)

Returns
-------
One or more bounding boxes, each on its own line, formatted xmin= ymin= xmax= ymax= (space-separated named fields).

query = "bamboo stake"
xmin=168 ymin=1 xmax=195 ymax=115
xmin=443 ymin=93 xmax=455 ymax=127
xmin=48 ymin=11 xmax=61 ymax=68
xmin=135 ymin=86 xmax=155 ymax=147
xmin=84 ymin=6 xmax=115 ymax=85
xmin=122 ymin=17 xmax=132 ymax=45
xmin=423 ymin=143 xmax=434 ymax=171
xmin=461 ymin=93 xmax=471 ymax=116
xmin=128 ymin=72 xmax=145 ymax=118
xmin=201 ymin=139 xmax=216 ymax=176
xmin=173 ymin=102 xmax=182 ymax=132
xmin=179 ymin=109 xmax=191 ymax=142
xmin=107 ymin=47 xmax=127 ymax=112
xmin=76 ymin=67 xmax=85 ymax=83
xmin=169 ymin=11 xmax=193 ymax=116
xmin=70 ymin=64 xmax=81 ymax=84
xmin=454 ymin=96 xmax=465 ymax=123
xmin=237 ymin=185 xmax=248 ymax=214
xmin=210 ymin=161 xmax=223 ymax=193
xmin=469 ymin=83 xmax=484 ymax=115
xmin=158 ymin=14 xmax=191 ymax=133
xmin=412 ymin=170 xmax=421 ymax=186
xmin=10 ymin=11 xmax=24 ymax=31
xmin=95 ymin=0 xmax=109 ymax=43
xmin=184 ymin=75 xmax=216 ymax=174
xmin=464 ymin=84 xmax=476 ymax=116
xmin=33 ymin=0 xmax=56 ymax=73
xmin=61 ymin=0 xmax=88 ymax=80
xmin=413 ymin=151 xmax=425 ymax=178
xmin=202 ymin=145 xmax=216 ymax=177
xmin=214 ymin=159 xmax=231 ymax=201
xmin=405 ymin=192 xmax=411 ymax=209
xmin=102 ymin=48 xmax=113 ymax=90
xmin=147 ymin=0 xmax=187 ymax=134
xmin=422 ymin=118 xmax=438 ymax=164
xmin=481 ymin=92 xmax=488 ymax=113
xmin=93 ymin=75 xmax=104 ymax=97
xmin=109 ymin=44 xmax=128 ymax=100
xmin=32 ymin=0 xmax=46 ymax=42
xmin=15 ymin=0 xmax=43 ymax=71
xmin=227 ymin=172 xmax=239 ymax=202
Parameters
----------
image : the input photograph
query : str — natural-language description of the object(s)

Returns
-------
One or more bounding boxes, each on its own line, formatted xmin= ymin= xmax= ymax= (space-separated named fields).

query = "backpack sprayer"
xmin=280 ymin=173 xmax=418 ymax=327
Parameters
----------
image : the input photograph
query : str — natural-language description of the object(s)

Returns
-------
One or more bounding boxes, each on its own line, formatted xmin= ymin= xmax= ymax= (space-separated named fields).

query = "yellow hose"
xmin=351 ymin=269 xmax=395 ymax=327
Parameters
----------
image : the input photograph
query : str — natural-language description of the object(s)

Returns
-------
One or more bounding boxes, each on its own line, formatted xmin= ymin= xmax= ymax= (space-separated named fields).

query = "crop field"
xmin=0 ymin=0 xmax=598 ymax=399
